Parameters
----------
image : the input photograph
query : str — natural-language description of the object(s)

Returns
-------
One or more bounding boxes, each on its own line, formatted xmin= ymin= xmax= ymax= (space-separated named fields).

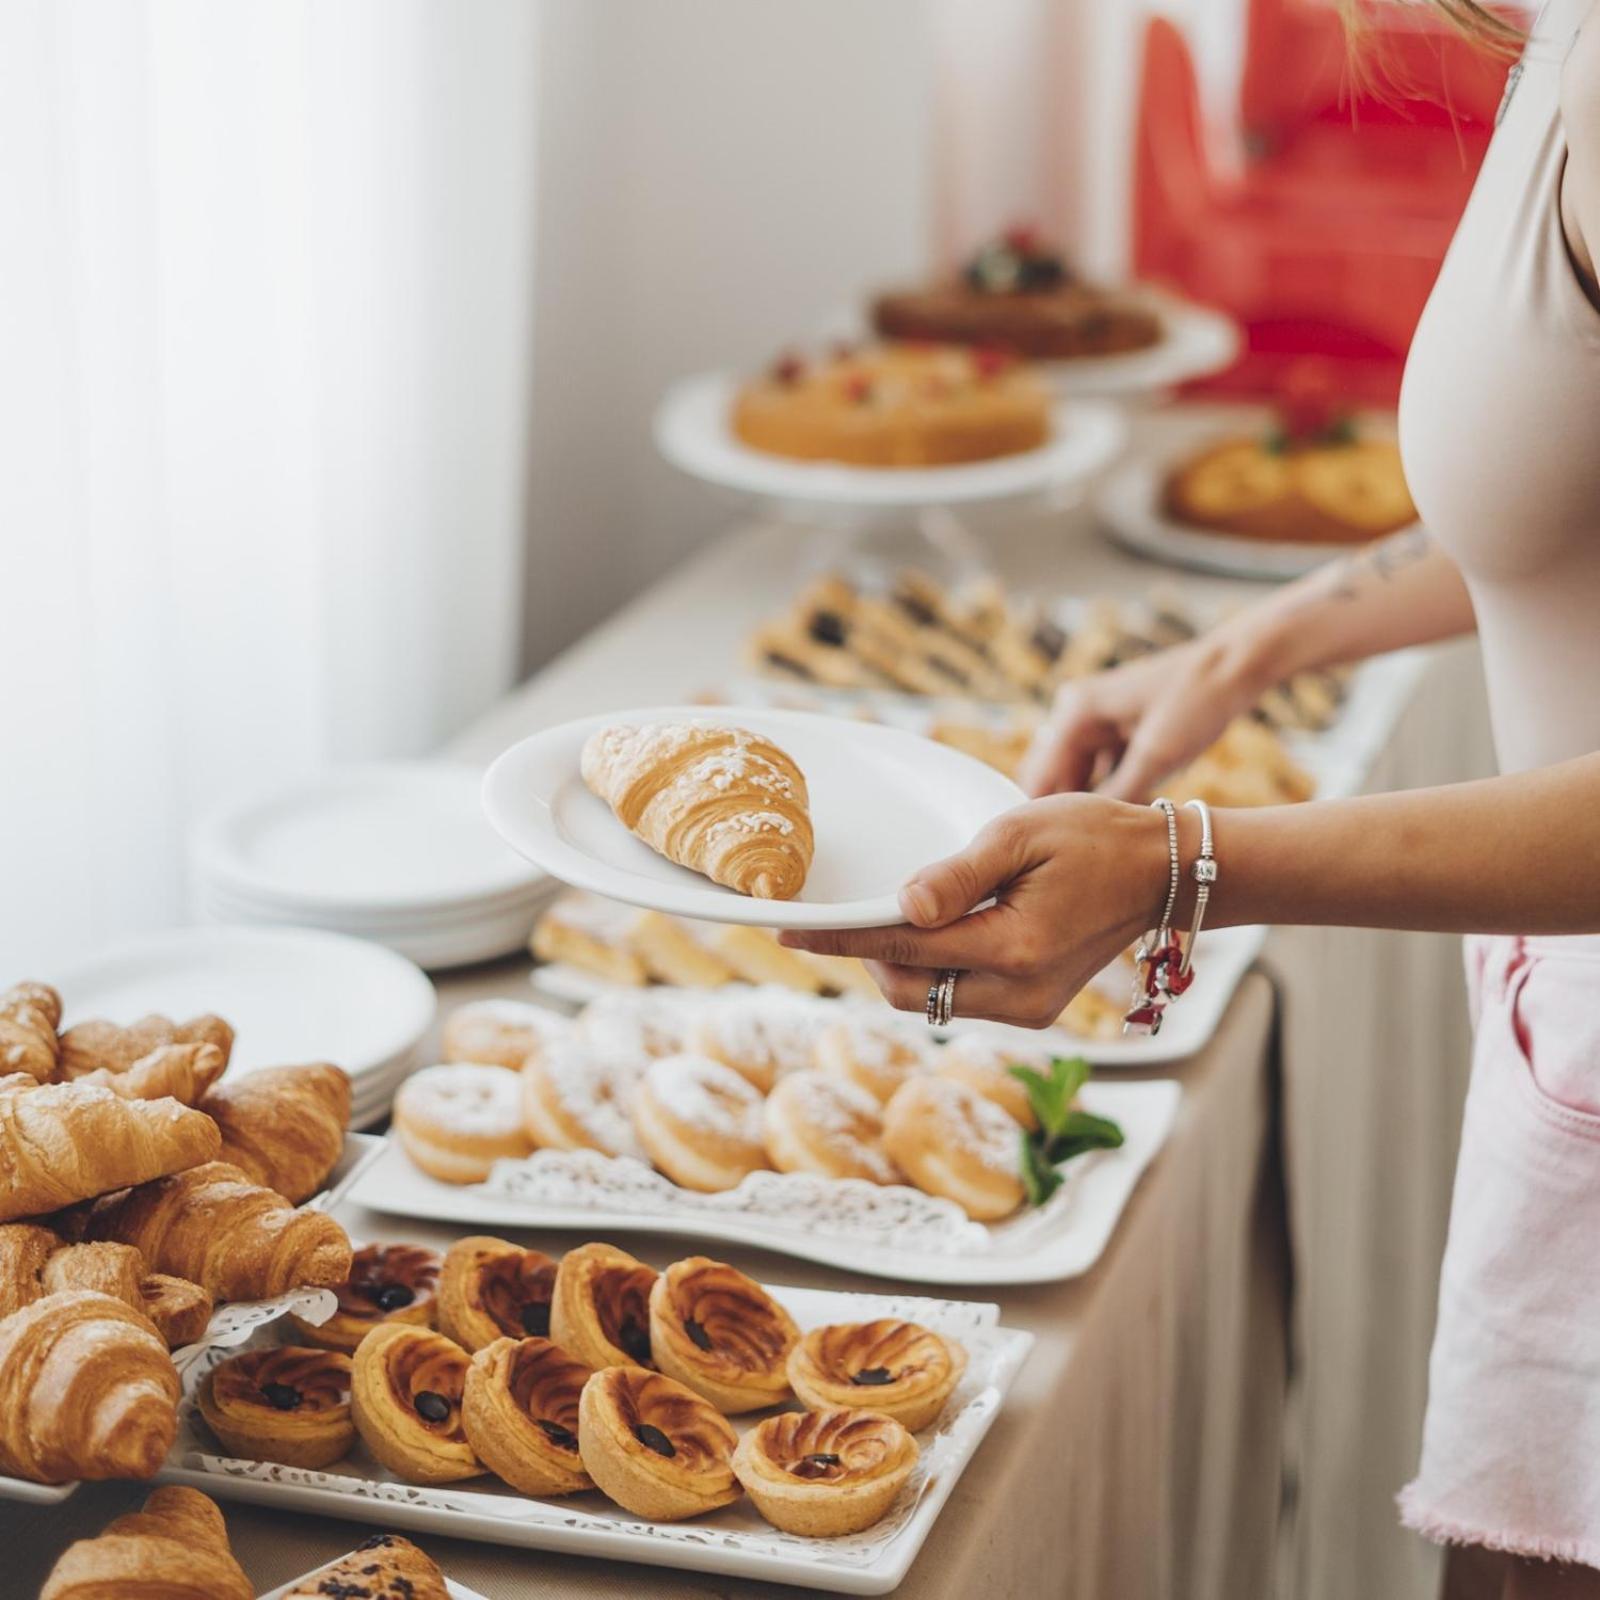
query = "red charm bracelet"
xmin=1123 ymin=798 xmax=1217 ymax=1036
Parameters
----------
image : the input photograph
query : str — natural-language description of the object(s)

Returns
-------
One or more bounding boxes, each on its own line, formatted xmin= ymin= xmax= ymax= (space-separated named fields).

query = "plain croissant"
xmin=199 ymin=1061 xmax=352 ymax=1204
xmin=58 ymin=1011 xmax=234 ymax=1081
xmin=0 ymin=1290 xmax=179 ymax=1482
xmin=40 ymin=1484 xmax=252 ymax=1600
xmin=0 ymin=980 xmax=61 ymax=1082
xmin=581 ymin=722 xmax=814 ymax=899
xmin=69 ymin=1042 xmax=228 ymax=1106
xmin=79 ymin=1160 xmax=353 ymax=1300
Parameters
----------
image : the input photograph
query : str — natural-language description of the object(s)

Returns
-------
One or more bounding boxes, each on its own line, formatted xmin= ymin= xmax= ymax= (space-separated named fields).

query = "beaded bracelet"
xmin=1122 ymin=797 xmax=1218 ymax=1036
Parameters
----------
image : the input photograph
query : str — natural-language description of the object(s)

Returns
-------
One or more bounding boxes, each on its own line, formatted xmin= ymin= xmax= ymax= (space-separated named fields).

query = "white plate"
xmin=195 ymin=762 xmax=545 ymax=914
xmin=348 ymin=1077 xmax=1178 ymax=1287
xmin=55 ymin=926 xmax=436 ymax=1085
xmin=262 ymin=1565 xmax=486 ymax=1600
xmin=654 ymin=374 xmax=1127 ymax=512
xmin=1036 ymin=291 xmax=1241 ymax=399
xmin=164 ymin=1285 xmax=1032 ymax=1596
xmin=482 ymin=706 xmax=1026 ymax=931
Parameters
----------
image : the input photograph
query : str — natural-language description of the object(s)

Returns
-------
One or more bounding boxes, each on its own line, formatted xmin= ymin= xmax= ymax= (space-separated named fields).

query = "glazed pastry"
xmin=882 ymin=1076 xmax=1026 ymax=1221
xmin=631 ymin=1054 xmax=770 ymax=1193
xmin=71 ymin=1042 xmax=227 ymax=1106
xmin=697 ymin=920 xmax=827 ymax=992
xmin=549 ymin=1242 xmax=657 ymax=1370
xmin=139 ymin=1273 xmax=213 ymax=1349
xmin=199 ymin=1062 xmax=352 ymax=1203
xmin=816 ymin=1016 xmax=935 ymax=1106
xmin=936 ymin=1033 xmax=1045 ymax=1129
xmin=577 ymin=990 xmax=695 ymax=1063
xmin=647 ymin=1256 xmax=799 ymax=1414
xmin=788 ymin=1319 xmax=968 ymax=1432
xmin=531 ymin=893 xmax=650 ymax=987
xmin=521 ymin=1037 xmax=648 ymax=1162
xmin=441 ymin=997 xmax=575 ymax=1071
xmin=763 ymin=1070 xmax=902 ymax=1185
xmin=732 ymin=1407 xmax=918 ymax=1536
xmin=281 ymin=1534 xmax=448 ymax=1600
xmin=0 ymin=980 xmax=61 ymax=1082
xmin=393 ymin=1062 xmax=532 ymax=1185
xmin=79 ymin=1160 xmax=354 ymax=1299
xmin=0 ymin=1082 xmax=221 ymax=1223
xmin=580 ymin=722 xmax=814 ymax=901
xmin=288 ymin=1242 xmax=443 ymax=1354
xmin=577 ymin=1365 xmax=739 ymax=1520
xmin=0 ymin=1290 xmax=179 ymax=1482
xmin=628 ymin=910 xmax=737 ymax=988
xmin=437 ymin=1235 xmax=558 ymax=1350
xmin=350 ymin=1322 xmax=482 ymax=1484
xmin=461 ymin=1335 xmax=594 ymax=1496
xmin=58 ymin=1012 xmax=233 ymax=1080
xmin=198 ymin=1344 xmax=355 ymax=1468
xmin=0 ymin=1221 xmax=63 ymax=1317
xmin=40 ymin=1485 xmax=251 ymax=1600
xmin=689 ymin=987 xmax=826 ymax=1092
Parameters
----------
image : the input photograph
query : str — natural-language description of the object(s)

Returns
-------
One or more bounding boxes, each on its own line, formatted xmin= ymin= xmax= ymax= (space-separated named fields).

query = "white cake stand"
xmin=1033 ymin=291 xmax=1242 ymax=400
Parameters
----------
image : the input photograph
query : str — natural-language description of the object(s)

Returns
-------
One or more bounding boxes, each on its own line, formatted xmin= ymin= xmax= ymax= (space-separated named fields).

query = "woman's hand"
xmin=780 ymin=793 xmax=1173 ymax=1029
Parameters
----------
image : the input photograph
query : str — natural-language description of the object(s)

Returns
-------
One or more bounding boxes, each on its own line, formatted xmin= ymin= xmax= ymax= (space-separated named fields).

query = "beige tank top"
xmin=1400 ymin=0 xmax=1600 ymax=774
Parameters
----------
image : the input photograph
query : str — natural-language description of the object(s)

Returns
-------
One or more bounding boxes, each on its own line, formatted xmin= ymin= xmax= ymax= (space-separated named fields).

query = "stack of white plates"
xmin=192 ymin=763 xmax=555 ymax=971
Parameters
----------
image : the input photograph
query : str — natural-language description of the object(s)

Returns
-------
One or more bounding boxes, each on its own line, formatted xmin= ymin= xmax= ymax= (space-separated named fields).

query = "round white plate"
xmin=1036 ymin=292 xmax=1241 ymax=399
xmin=55 ymin=925 xmax=436 ymax=1083
xmin=653 ymin=376 xmax=1127 ymax=512
xmin=482 ymin=706 xmax=1025 ymax=930
xmin=195 ymin=762 xmax=545 ymax=914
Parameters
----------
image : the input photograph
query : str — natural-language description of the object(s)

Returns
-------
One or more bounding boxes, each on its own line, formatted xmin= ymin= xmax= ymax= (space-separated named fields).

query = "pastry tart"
xmin=549 ymin=1242 xmax=658 ymax=1370
xmin=787 ymin=1319 xmax=967 ymax=1432
xmin=631 ymin=1054 xmax=770 ymax=1193
xmin=461 ymin=1335 xmax=594 ymax=1496
xmin=437 ymin=1235 xmax=558 ymax=1351
xmin=763 ymin=1070 xmax=901 ymax=1185
xmin=882 ymin=1075 xmax=1026 ymax=1221
xmin=732 ymin=1407 xmax=919 ymax=1536
xmin=577 ymin=1365 xmax=740 ymax=1521
xmin=288 ymin=1242 xmax=442 ymax=1354
xmin=199 ymin=1346 xmax=354 ymax=1468
xmin=350 ymin=1323 xmax=482 ymax=1483
xmin=647 ymin=1256 xmax=800 ymax=1414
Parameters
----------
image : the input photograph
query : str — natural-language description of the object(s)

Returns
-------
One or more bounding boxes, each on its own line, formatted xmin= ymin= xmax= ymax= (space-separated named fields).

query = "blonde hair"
xmin=1340 ymin=0 xmax=1524 ymax=56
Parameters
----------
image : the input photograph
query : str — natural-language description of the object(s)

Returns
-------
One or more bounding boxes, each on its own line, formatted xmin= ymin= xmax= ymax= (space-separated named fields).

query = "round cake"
xmin=871 ymin=226 xmax=1163 ymax=362
xmin=730 ymin=343 xmax=1051 ymax=468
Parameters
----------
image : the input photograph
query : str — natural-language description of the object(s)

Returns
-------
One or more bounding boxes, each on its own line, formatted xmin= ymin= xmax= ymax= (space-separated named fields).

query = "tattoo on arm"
xmin=1329 ymin=527 xmax=1432 ymax=600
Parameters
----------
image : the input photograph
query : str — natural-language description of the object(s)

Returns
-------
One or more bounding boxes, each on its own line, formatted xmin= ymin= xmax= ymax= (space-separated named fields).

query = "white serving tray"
xmin=263 ymin=1559 xmax=487 ymax=1600
xmin=346 ymin=1079 xmax=1178 ymax=1287
xmin=165 ymin=1285 xmax=1032 ymax=1597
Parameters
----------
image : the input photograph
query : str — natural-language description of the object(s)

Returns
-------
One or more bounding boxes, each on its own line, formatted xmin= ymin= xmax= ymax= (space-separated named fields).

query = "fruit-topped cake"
xmin=1162 ymin=368 xmax=1419 ymax=545
xmin=870 ymin=224 xmax=1164 ymax=361
xmin=730 ymin=341 xmax=1051 ymax=468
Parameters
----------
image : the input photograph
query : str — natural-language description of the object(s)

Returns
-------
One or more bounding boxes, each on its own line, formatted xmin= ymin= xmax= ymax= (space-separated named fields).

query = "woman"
xmin=783 ymin=1 xmax=1600 ymax=1591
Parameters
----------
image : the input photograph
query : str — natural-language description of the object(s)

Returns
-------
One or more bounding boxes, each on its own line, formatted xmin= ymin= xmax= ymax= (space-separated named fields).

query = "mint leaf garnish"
xmin=1006 ymin=1056 xmax=1124 ymax=1208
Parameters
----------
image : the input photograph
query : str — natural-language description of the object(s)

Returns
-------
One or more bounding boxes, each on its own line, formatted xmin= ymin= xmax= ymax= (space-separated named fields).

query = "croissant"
xmin=0 ymin=1221 xmax=61 ymax=1317
xmin=198 ymin=1062 xmax=351 ymax=1203
xmin=40 ymin=1484 xmax=251 ymax=1600
xmin=581 ymin=722 xmax=814 ymax=900
xmin=42 ymin=1241 xmax=146 ymax=1304
xmin=58 ymin=1012 xmax=234 ymax=1081
xmin=0 ymin=1290 xmax=179 ymax=1482
xmin=80 ymin=1161 xmax=353 ymax=1300
xmin=0 ymin=1083 xmax=221 ymax=1223
xmin=71 ymin=1043 xmax=228 ymax=1107
xmin=0 ymin=980 xmax=61 ymax=1082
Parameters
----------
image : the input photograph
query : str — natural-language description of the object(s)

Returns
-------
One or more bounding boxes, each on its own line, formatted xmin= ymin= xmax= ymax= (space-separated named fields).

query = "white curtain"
xmin=0 ymin=0 xmax=539 ymax=974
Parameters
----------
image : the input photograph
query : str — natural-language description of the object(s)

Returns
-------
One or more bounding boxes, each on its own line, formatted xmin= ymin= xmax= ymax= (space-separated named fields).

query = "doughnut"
xmin=630 ymin=1054 xmax=770 ymax=1193
xmin=881 ymin=1076 xmax=1025 ymax=1220
xmin=521 ymin=1036 xmax=647 ymax=1163
xmin=815 ymin=1015 xmax=935 ymax=1105
xmin=689 ymin=987 xmax=828 ymax=1093
xmin=393 ymin=1063 xmax=532 ymax=1185
xmin=763 ymin=1070 xmax=902 ymax=1185
xmin=577 ymin=990 xmax=697 ymax=1066
xmin=935 ymin=1030 xmax=1056 ymax=1129
xmin=440 ymin=999 xmax=573 ymax=1072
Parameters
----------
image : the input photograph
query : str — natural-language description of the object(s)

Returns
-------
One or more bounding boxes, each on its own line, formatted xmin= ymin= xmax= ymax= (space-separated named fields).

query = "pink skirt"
xmin=1399 ymin=934 xmax=1600 ymax=1567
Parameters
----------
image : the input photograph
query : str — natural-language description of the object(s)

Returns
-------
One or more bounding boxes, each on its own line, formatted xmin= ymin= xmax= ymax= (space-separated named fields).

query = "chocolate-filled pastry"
xmin=281 ymin=1534 xmax=448 ymax=1600
xmin=288 ymin=1242 xmax=442 ymax=1354
xmin=787 ymin=1319 xmax=967 ymax=1432
xmin=647 ymin=1257 xmax=799 ymax=1414
xmin=437 ymin=1235 xmax=558 ymax=1352
xmin=732 ymin=1407 xmax=919 ymax=1536
xmin=198 ymin=1345 xmax=354 ymax=1469
xmin=351 ymin=1323 xmax=481 ymax=1484
xmin=577 ymin=1365 xmax=739 ymax=1521
xmin=461 ymin=1335 xmax=594 ymax=1496
xmin=549 ymin=1242 xmax=658 ymax=1371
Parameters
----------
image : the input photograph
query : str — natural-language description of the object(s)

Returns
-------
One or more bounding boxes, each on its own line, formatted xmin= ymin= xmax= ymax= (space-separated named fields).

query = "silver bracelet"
xmin=1151 ymin=797 xmax=1180 ymax=932
xmin=1124 ymin=797 xmax=1182 ymax=1036
xmin=1179 ymin=798 xmax=1217 ymax=979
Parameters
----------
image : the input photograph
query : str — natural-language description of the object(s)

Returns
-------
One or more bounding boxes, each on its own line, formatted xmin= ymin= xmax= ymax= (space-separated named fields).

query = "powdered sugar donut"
xmin=815 ymin=1015 xmax=936 ymax=1105
xmin=441 ymin=998 xmax=574 ymax=1071
xmin=631 ymin=1054 xmax=770 ymax=1193
xmin=689 ymin=987 xmax=828 ymax=1094
xmin=579 ymin=990 xmax=697 ymax=1068
xmin=935 ymin=1031 xmax=1054 ymax=1130
xmin=881 ymin=1076 xmax=1025 ymax=1221
xmin=521 ymin=1035 xmax=647 ymax=1163
xmin=763 ymin=1069 xmax=901 ymax=1185
xmin=394 ymin=1063 xmax=532 ymax=1185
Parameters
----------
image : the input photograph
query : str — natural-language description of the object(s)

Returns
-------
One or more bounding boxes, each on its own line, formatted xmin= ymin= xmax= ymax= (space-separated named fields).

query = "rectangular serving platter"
xmin=163 ymin=1284 xmax=1032 ymax=1597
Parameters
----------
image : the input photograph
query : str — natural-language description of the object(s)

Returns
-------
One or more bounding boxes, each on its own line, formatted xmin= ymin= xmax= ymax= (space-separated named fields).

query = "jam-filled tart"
xmin=198 ymin=1345 xmax=354 ymax=1469
xmin=647 ymin=1256 xmax=800 ymax=1414
xmin=461 ymin=1335 xmax=595 ymax=1496
xmin=732 ymin=1407 xmax=919 ymax=1536
xmin=787 ymin=1319 xmax=967 ymax=1432
xmin=350 ymin=1323 xmax=482 ymax=1484
xmin=437 ymin=1235 xmax=558 ymax=1353
xmin=577 ymin=1365 xmax=740 ymax=1521
xmin=549 ymin=1242 xmax=658 ymax=1371
xmin=288 ymin=1242 xmax=442 ymax=1354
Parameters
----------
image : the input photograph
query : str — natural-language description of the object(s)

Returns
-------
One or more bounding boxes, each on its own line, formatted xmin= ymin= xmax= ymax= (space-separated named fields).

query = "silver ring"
xmin=930 ymin=968 xmax=959 ymax=1028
